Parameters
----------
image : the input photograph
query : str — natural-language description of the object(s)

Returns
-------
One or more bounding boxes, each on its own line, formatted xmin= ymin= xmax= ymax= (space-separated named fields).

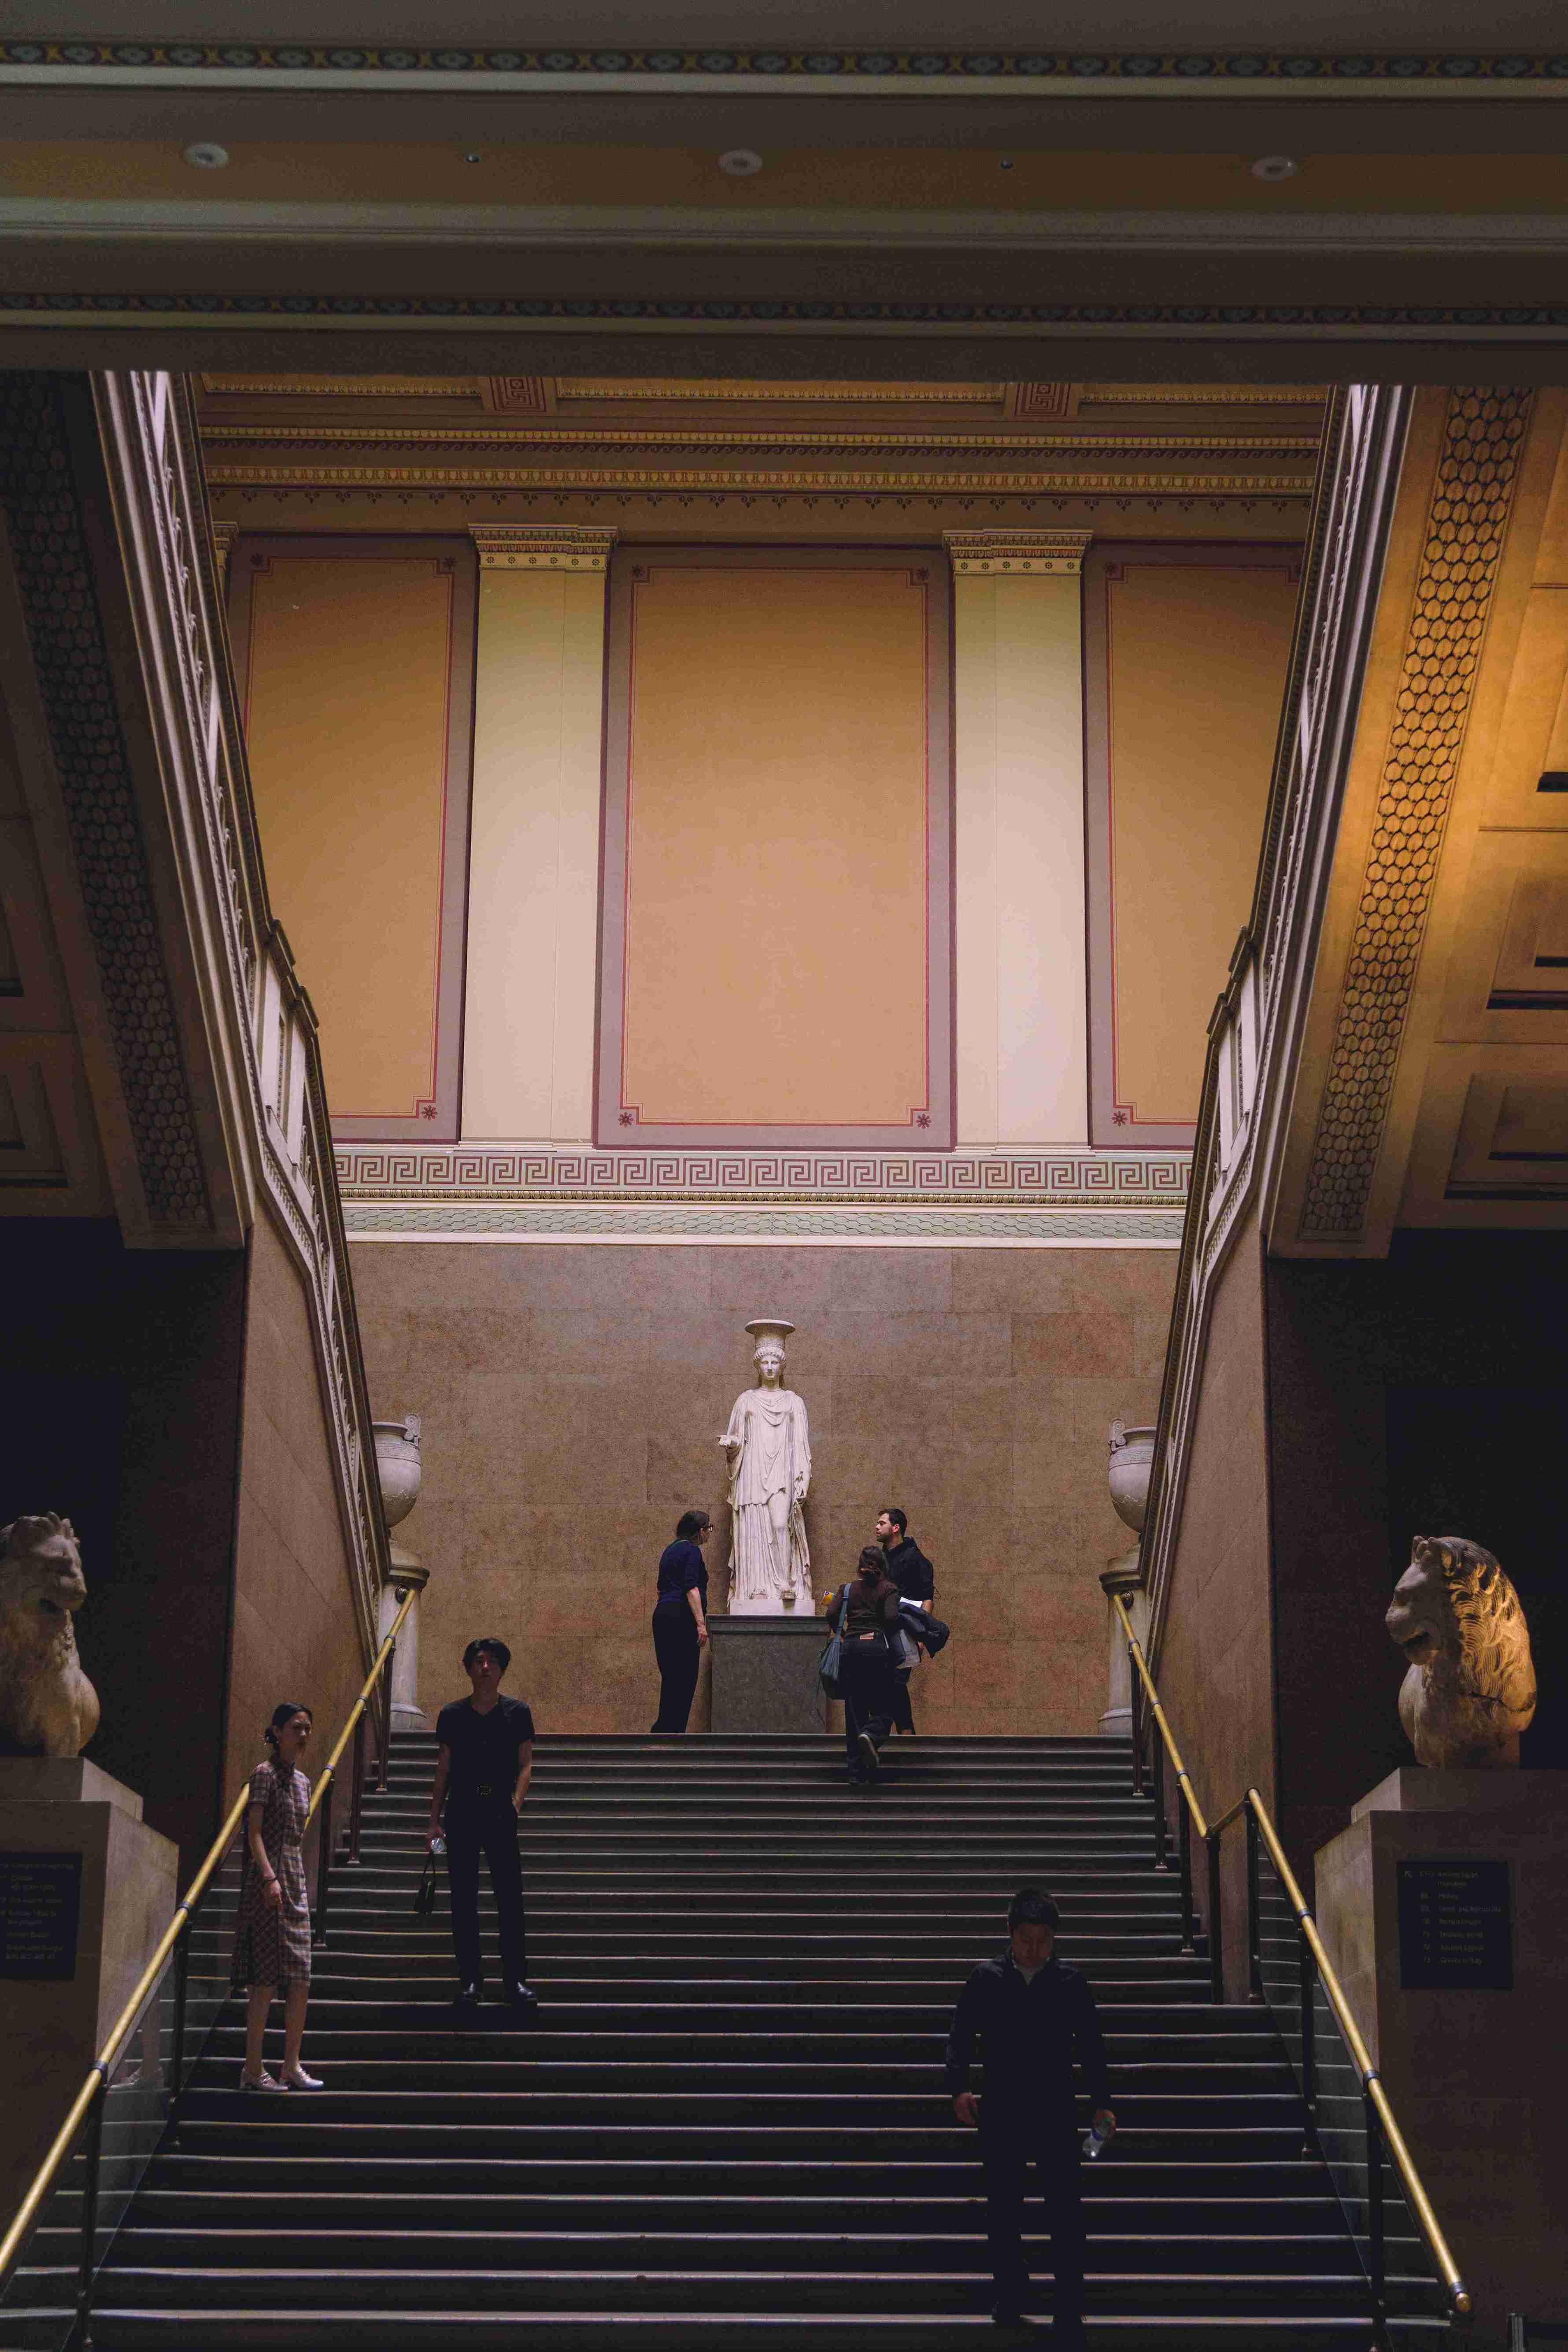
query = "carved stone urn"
xmin=372 ymin=1417 xmax=427 ymax=1730
xmin=1107 ymin=1422 xmax=1157 ymax=1536
xmin=372 ymin=1417 xmax=422 ymax=1534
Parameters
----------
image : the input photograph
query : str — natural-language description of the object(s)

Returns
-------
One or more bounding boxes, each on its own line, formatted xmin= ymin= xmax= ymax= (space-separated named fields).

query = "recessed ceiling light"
xmin=717 ymin=148 xmax=763 ymax=177
xmin=1000 ymin=157 xmax=1014 ymax=170
xmin=1250 ymin=155 xmax=1299 ymax=182
xmin=183 ymin=141 xmax=229 ymax=170
xmin=464 ymin=152 xmax=483 ymax=164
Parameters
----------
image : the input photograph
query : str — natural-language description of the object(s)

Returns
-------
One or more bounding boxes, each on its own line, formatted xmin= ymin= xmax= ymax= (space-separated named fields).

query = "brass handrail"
xmin=1109 ymin=1590 xmax=1470 ymax=2326
xmin=0 ymin=1583 xmax=417 ymax=2297
xmin=1246 ymin=1787 xmax=1471 ymax=2320
xmin=305 ymin=1584 xmax=415 ymax=1833
xmin=1113 ymin=1594 xmax=1209 ymax=1841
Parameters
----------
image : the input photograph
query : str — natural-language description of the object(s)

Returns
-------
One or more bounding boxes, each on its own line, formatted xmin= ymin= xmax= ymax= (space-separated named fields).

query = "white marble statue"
xmin=719 ymin=1319 xmax=814 ymax=1614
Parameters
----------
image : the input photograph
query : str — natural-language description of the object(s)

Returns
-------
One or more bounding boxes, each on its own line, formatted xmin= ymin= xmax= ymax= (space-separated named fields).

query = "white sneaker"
xmin=281 ymin=2064 xmax=323 ymax=2091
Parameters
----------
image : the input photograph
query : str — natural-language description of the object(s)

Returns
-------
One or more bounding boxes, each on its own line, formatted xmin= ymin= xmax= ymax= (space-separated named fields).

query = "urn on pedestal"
xmin=1098 ymin=1424 xmax=1155 ymax=1739
xmin=372 ymin=1417 xmax=429 ymax=1731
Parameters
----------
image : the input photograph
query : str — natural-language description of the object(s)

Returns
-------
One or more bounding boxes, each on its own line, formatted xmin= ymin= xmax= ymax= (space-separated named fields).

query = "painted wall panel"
xmin=1085 ymin=544 xmax=1301 ymax=1146
xmin=462 ymin=567 xmax=606 ymax=1141
xmin=229 ymin=536 xmax=476 ymax=1140
xmin=954 ymin=572 xmax=1087 ymax=1144
xmin=598 ymin=546 xmax=953 ymax=1147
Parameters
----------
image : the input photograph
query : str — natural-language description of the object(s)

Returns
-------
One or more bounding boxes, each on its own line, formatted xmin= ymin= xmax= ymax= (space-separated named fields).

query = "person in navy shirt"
xmin=651 ymin=1509 xmax=711 ymax=1733
xmin=946 ymin=1885 xmax=1114 ymax=2336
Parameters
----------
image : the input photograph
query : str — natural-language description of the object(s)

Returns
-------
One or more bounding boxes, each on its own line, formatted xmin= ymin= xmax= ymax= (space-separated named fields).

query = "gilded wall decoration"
xmin=1297 ymin=388 xmax=1533 ymax=1243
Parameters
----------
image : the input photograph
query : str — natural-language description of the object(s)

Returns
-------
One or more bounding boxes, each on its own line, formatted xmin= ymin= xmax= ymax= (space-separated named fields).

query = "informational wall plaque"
xmin=0 ymin=1851 xmax=83 ymax=1981
xmin=1397 ymin=1857 xmax=1512 ymax=1991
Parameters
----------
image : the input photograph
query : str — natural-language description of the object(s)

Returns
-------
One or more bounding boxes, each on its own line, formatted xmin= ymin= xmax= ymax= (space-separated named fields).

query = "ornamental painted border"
xmin=4 ymin=43 xmax=1568 ymax=85
xmin=341 ymin=1202 xmax=1186 ymax=1244
xmin=334 ymin=1145 xmax=1189 ymax=1205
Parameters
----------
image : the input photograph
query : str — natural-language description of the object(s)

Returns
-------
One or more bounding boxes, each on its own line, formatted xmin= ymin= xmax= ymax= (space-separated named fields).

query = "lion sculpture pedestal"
xmin=0 ymin=1757 xmax=178 ymax=2219
xmin=1314 ymin=1771 xmax=1568 ymax=2346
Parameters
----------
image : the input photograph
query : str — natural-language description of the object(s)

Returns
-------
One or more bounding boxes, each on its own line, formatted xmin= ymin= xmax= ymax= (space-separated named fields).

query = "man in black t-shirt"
xmin=876 ymin=1506 xmax=936 ymax=1734
xmin=426 ymin=1636 xmax=536 ymax=2014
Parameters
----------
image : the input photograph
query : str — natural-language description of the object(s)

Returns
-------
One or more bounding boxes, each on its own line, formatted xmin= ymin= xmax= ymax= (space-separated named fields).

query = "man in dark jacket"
xmin=875 ymin=1506 xmax=934 ymax=1734
xmin=946 ymin=1886 xmax=1114 ymax=2335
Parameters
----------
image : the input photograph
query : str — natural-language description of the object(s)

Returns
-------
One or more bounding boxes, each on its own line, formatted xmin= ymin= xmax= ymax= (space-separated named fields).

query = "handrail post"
xmin=75 ymin=2079 xmax=105 ymax=2348
xmin=1299 ymin=1936 xmax=1317 ymax=2156
xmin=348 ymin=1709 xmax=366 ymax=1866
xmin=1128 ymin=1648 xmax=1143 ymax=1797
xmin=1176 ymin=1788 xmax=1195 ymax=1952
xmin=1365 ymin=2087 xmax=1387 ymax=2346
xmin=378 ymin=1637 xmax=398 ymax=1793
xmin=1151 ymin=1730 xmax=1168 ymax=1871
xmin=313 ymin=1772 xmax=335 ymax=1947
xmin=1245 ymin=1804 xmax=1262 ymax=2001
xmin=1205 ymin=1831 xmax=1224 ymax=2004
xmin=170 ymin=1933 xmax=191 ymax=2121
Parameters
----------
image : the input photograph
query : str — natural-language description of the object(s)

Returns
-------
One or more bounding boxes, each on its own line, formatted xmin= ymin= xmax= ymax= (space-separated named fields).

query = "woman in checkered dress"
xmin=230 ymin=1701 xmax=321 ymax=2092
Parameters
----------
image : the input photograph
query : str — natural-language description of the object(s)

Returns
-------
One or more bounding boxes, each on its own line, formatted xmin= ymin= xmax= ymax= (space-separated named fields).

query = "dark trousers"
xmin=651 ymin=1605 xmax=701 ymax=1732
xmin=839 ymin=1639 xmax=895 ymax=1780
xmin=445 ymin=1800 xmax=526 ymax=1989
xmin=890 ymin=1666 xmax=915 ymax=1733
xmin=979 ymin=2113 xmax=1087 ymax=2317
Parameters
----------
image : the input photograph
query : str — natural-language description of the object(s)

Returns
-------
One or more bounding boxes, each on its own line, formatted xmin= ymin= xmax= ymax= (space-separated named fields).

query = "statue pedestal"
xmin=380 ymin=1546 xmax=429 ymax=1731
xmin=0 ymin=1760 xmax=178 ymax=2217
xmin=1315 ymin=1771 xmax=1568 ymax=2348
xmin=1098 ymin=1552 xmax=1144 ymax=1738
xmin=709 ymin=1616 xmax=827 ymax=1734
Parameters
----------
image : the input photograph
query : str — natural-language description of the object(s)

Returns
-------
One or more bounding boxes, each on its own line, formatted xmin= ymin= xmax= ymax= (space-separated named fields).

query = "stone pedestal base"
xmin=1097 ymin=1552 xmax=1145 ymax=1738
xmin=709 ymin=1616 xmax=827 ymax=1733
xmin=1315 ymin=1770 xmax=1568 ymax=2348
xmin=381 ymin=1545 xmax=429 ymax=1731
xmin=0 ymin=1760 xmax=178 ymax=2217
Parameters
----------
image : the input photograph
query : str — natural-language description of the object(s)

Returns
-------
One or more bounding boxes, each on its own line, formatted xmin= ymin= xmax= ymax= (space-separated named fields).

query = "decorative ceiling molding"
xmin=200 ymin=423 xmax=1319 ymax=459
xmin=200 ymin=374 xmax=477 ymax=397
xmin=480 ymin=374 xmax=551 ymax=414
xmin=211 ymin=460 xmax=1314 ymax=496
xmin=1296 ymin=387 xmax=1533 ymax=1244
xmin=1011 ymin=382 xmax=1080 ymax=418
xmin=945 ymin=529 xmax=1093 ymax=576
xmin=4 ymin=42 xmax=1568 ymax=96
xmin=8 ymin=292 xmax=1568 ymax=342
xmin=469 ymin=524 xmax=618 ymax=572
xmin=12 ymin=198 xmax=1568 ymax=257
xmin=556 ymin=379 xmax=1006 ymax=403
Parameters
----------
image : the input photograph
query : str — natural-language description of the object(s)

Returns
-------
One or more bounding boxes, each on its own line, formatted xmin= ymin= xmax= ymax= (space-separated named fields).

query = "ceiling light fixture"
xmin=1000 ymin=157 xmax=1014 ymax=170
xmin=717 ymin=148 xmax=763 ymax=177
xmin=183 ymin=141 xmax=229 ymax=170
xmin=464 ymin=152 xmax=483 ymax=164
xmin=1250 ymin=155 xmax=1299 ymax=182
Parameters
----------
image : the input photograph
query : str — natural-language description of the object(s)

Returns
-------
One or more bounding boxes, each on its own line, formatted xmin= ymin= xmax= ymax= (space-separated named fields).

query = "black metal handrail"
xmin=0 ymin=1584 xmax=417 ymax=2347
xmin=1112 ymin=1593 xmax=1470 ymax=2341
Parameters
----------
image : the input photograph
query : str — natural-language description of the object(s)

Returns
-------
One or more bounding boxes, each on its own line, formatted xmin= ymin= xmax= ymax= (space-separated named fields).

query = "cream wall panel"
xmin=462 ymin=569 xmax=607 ymax=1140
xmin=954 ymin=573 xmax=1088 ymax=1145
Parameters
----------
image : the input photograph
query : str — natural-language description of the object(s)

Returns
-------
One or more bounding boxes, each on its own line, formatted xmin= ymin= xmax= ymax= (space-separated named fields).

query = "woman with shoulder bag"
xmin=822 ymin=1548 xmax=901 ymax=1785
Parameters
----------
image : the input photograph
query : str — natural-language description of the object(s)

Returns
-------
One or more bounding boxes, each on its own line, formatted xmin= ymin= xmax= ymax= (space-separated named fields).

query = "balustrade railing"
xmin=1113 ymin=1594 xmax=1469 ymax=2345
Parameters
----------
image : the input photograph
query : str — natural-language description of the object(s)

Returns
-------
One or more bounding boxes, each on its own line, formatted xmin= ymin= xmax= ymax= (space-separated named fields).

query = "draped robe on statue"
xmin=721 ymin=1385 xmax=813 ymax=1613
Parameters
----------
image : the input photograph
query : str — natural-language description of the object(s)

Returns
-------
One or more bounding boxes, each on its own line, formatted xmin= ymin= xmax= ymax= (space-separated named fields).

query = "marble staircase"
xmin=81 ymin=1729 xmax=1420 ymax=2346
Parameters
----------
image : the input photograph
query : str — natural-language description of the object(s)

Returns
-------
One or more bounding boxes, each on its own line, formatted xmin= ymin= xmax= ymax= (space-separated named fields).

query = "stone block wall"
xmin=348 ymin=1240 xmax=1175 ymax=1738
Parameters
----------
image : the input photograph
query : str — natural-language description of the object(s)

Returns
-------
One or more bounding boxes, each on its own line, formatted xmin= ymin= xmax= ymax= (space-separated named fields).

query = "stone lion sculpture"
xmin=0 ymin=1513 xmax=100 ymax=1757
xmin=1385 ymin=1534 xmax=1535 ymax=1768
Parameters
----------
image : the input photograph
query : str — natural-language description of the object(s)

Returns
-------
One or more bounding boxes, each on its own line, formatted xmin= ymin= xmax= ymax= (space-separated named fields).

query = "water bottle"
xmin=429 ymin=1835 xmax=446 ymax=1858
xmin=1083 ymin=2117 xmax=1113 ymax=2161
